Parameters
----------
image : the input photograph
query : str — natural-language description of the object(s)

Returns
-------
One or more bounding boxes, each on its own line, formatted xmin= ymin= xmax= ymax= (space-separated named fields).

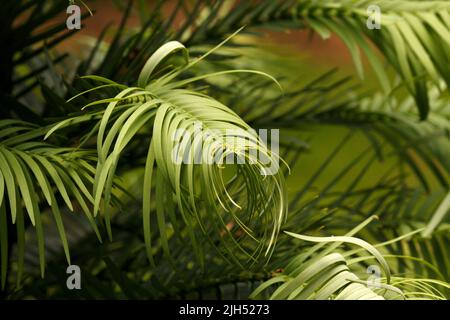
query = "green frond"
xmin=183 ymin=0 xmax=450 ymax=119
xmin=252 ymin=218 xmax=450 ymax=300
xmin=0 ymin=120 xmax=107 ymax=288
xmin=47 ymin=40 xmax=288 ymax=267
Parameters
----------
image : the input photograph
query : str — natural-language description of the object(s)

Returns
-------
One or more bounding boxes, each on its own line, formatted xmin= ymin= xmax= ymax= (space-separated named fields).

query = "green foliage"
xmin=252 ymin=218 xmax=449 ymax=300
xmin=1 ymin=0 xmax=450 ymax=300
xmin=46 ymin=38 xmax=287 ymax=267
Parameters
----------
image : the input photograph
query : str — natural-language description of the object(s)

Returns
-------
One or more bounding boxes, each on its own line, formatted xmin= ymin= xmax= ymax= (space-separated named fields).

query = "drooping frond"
xmin=46 ymin=39 xmax=288 ymax=267
xmin=0 ymin=120 xmax=108 ymax=288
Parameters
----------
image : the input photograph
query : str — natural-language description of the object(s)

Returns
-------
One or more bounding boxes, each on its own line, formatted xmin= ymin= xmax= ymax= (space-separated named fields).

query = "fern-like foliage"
xmin=1 ymin=0 xmax=450 ymax=300
xmin=45 ymin=38 xmax=287 ymax=267
xmin=252 ymin=218 xmax=450 ymax=300
xmin=181 ymin=0 xmax=450 ymax=119
xmin=0 ymin=120 xmax=111 ymax=288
